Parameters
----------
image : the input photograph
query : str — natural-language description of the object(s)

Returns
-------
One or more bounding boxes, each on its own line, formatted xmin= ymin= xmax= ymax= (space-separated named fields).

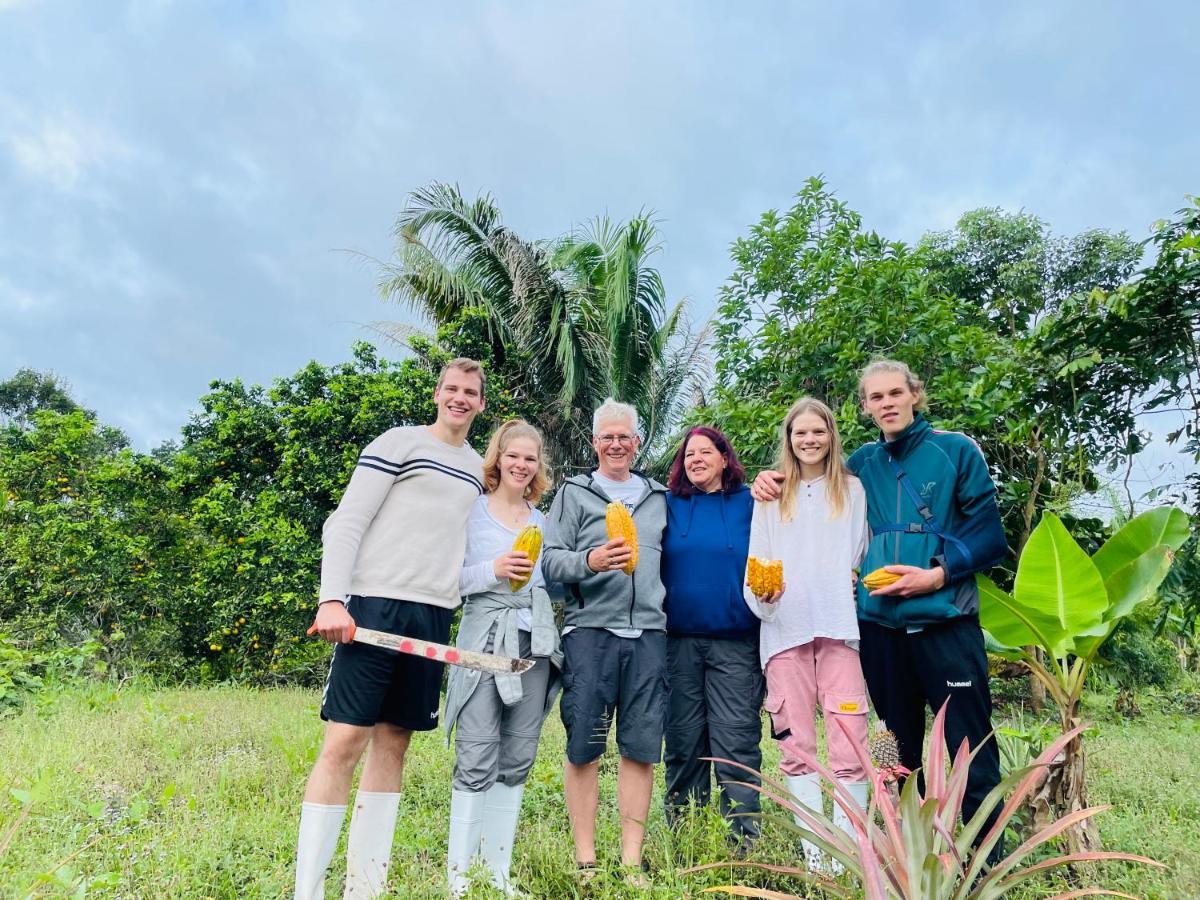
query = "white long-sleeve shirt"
xmin=743 ymin=475 xmax=868 ymax=668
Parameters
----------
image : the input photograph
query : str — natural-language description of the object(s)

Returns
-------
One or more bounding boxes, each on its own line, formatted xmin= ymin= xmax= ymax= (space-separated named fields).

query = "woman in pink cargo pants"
xmin=743 ymin=397 xmax=870 ymax=871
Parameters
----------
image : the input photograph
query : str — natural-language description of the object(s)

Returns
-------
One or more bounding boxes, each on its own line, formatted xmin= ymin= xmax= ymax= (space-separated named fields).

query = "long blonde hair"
xmin=481 ymin=419 xmax=551 ymax=503
xmin=776 ymin=397 xmax=851 ymax=522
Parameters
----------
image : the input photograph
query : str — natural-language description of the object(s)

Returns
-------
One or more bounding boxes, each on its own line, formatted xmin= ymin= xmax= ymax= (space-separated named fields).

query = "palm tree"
xmin=377 ymin=181 xmax=707 ymax=475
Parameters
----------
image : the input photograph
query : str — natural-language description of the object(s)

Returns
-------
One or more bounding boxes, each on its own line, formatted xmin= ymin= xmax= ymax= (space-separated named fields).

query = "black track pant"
xmin=663 ymin=634 xmax=765 ymax=841
xmin=858 ymin=617 xmax=1002 ymax=854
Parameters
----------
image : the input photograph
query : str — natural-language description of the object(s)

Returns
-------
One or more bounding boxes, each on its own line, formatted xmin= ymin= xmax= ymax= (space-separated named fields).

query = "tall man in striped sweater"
xmin=295 ymin=358 xmax=487 ymax=900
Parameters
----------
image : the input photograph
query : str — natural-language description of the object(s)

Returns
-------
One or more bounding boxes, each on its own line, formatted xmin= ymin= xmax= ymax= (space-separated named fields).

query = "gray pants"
xmin=453 ymin=629 xmax=551 ymax=792
xmin=664 ymin=634 xmax=764 ymax=840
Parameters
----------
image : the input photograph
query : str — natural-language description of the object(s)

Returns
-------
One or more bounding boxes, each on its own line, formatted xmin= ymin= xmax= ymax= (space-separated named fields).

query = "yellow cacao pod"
xmin=509 ymin=525 xmax=542 ymax=592
xmin=862 ymin=567 xmax=901 ymax=589
xmin=746 ymin=556 xmax=784 ymax=595
xmin=605 ymin=501 xmax=638 ymax=575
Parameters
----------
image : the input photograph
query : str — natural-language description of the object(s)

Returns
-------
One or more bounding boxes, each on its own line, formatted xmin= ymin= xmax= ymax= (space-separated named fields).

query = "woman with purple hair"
xmin=660 ymin=426 xmax=763 ymax=849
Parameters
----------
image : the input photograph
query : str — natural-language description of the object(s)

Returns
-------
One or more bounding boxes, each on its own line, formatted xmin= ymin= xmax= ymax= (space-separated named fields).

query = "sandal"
xmin=621 ymin=860 xmax=652 ymax=890
xmin=575 ymin=861 xmax=600 ymax=884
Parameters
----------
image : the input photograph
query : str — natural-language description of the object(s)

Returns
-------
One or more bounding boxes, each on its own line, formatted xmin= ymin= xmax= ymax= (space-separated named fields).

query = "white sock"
xmin=785 ymin=773 xmax=824 ymax=871
xmin=480 ymin=782 xmax=525 ymax=894
xmin=448 ymin=789 xmax=487 ymax=897
xmin=831 ymin=780 xmax=869 ymax=875
xmin=295 ymin=802 xmax=347 ymax=900
xmin=344 ymin=791 xmax=400 ymax=899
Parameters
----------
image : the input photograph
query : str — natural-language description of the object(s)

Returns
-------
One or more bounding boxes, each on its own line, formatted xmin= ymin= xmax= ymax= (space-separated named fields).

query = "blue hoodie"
xmin=661 ymin=484 xmax=758 ymax=638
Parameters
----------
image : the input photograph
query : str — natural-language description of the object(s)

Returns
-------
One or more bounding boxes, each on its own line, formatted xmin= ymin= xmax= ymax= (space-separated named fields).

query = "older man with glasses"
xmin=542 ymin=398 xmax=670 ymax=889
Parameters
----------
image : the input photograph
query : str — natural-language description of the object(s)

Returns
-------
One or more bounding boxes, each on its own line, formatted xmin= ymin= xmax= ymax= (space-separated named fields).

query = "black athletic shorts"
xmin=320 ymin=595 xmax=453 ymax=731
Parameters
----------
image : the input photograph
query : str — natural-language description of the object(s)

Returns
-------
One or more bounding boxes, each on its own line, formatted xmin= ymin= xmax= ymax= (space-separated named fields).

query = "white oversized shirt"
xmin=743 ymin=475 xmax=869 ymax=668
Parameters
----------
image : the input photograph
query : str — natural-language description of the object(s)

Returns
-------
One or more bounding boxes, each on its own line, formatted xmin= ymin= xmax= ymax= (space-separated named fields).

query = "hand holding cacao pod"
xmin=604 ymin=502 xmax=639 ymax=575
xmin=746 ymin=556 xmax=784 ymax=598
xmin=507 ymin=525 xmax=542 ymax=591
xmin=861 ymin=567 xmax=902 ymax=590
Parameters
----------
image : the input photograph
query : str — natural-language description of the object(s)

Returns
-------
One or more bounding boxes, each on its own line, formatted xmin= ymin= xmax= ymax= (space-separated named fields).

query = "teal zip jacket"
xmin=848 ymin=414 xmax=1008 ymax=628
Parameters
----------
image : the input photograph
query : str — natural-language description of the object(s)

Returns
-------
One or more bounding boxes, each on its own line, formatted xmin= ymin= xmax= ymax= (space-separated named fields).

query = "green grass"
xmin=0 ymin=682 xmax=1195 ymax=898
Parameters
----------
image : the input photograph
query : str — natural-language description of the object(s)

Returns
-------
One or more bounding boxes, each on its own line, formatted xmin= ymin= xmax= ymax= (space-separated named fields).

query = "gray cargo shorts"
xmin=560 ymin=627 xmax=667 ymax=765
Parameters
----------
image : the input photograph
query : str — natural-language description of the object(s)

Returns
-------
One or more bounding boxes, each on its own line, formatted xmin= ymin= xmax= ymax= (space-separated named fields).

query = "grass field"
xmin=0 ymin=681 xmax=1196 ymax=898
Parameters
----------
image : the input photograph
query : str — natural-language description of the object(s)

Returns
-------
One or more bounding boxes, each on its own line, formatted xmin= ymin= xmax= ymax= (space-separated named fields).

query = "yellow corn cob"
xmin=605 ymin=502 xmax=638 ymax=575
xmin=862 ymin=567 xmax=901 ymax=589
xmin=509 ymin=525 xmax=542 ymax=592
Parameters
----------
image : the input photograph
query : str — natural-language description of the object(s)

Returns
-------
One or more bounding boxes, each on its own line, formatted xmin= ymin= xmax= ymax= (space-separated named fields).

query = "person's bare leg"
xmin=617 ymin=757 xmax=654 ymax=866
xmin=304 ymin=722 xmax=374 ymax=803
xmin=564 ymin=760 xmax=600 ymax=865
xmin=358 ymin=723 xmax=412 ymax=792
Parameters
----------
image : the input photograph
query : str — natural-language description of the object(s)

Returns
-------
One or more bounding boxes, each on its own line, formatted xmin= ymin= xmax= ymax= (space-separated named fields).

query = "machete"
xmin=307 ymin=621 xmax=535 ymax=675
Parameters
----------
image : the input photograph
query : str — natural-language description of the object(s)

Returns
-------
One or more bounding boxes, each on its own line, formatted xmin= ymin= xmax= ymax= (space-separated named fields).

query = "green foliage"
xmin=708 ymin=179 xmax=1192 ymax=561
xmin=6 ymin=682 xmax=1197 ymax=897
xmin=0 ymin=326 xmax=516 ymax=685
xmin=979 ymin=508 xmax=1188 ymax=848
xmin=981 ymin=509 xmax=1187 ymax=671
xmin=0 ymin=368 xmax=83 ymax=429
xmin=1097 ymin=618 xmax=1180 ymax=691
xmin=0 ymin=409 xmax=189 ymax=677
xmin=378 ymin=182 xmax=707 ymax=475
xmin=169 ymin=335 xmax=512 ymax=682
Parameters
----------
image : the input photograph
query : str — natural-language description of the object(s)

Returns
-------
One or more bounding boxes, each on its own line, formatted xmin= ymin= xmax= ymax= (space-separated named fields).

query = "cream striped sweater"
xmin=319 ymin=425 xmax=484 ymax=609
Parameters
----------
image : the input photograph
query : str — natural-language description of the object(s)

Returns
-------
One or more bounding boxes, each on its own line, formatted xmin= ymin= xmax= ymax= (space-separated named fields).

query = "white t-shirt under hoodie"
xmin=743 ymin=474 xmax=868 ymax=668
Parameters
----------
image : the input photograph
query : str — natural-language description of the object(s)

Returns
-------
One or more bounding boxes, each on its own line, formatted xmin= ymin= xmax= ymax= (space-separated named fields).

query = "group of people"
xmin=293 ymin=353 xmax=1009 ymax=898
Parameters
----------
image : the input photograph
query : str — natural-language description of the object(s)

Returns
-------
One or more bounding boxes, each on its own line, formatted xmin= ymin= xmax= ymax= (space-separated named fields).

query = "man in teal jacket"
xmin=754 ymin=358 xmax=1008 ymax=863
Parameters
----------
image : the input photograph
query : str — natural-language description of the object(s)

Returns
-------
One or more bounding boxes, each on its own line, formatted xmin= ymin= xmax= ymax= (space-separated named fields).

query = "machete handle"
xmin=305 ymin=619 xmax=357 ymax=643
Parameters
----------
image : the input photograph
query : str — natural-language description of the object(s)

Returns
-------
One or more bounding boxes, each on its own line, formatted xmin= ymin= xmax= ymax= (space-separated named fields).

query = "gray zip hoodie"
xmin=541 ymin=470 xmax=669 ymax=630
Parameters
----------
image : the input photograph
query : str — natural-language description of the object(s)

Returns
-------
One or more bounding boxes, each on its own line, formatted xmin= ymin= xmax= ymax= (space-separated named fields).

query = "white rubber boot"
xmin=295 ymin=802 xmax=347 ymax=900
xmin=786 ymin=773 xmax=824 ymax=871
xmin=447 ymin=789 xmax=487 ymax=897
xmin=830 ymin=780 xmax=869 ymax=875
xmin=344 ymin=791 xmax=400 ymax=898
xmin=480 ymin=782 xmax=525 ymax=895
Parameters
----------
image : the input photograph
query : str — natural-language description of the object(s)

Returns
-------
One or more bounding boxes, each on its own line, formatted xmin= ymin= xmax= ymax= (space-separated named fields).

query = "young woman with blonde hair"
xmin=443 ymin=419 xmax=562 ymax=896
xmin=744 ymin=397 xmax=869 ymax=871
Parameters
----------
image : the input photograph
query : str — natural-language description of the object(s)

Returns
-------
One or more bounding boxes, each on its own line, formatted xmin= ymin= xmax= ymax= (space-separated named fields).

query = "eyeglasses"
xmin=596 ymin=434 xmax=636 ymax=446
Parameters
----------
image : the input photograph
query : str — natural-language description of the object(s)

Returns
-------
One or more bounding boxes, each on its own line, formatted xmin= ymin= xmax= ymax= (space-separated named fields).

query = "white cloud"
xmin=0 ymin=275 xmax=47 ymax=314
xmin=6 ymin=112 xmax=132 ymax=191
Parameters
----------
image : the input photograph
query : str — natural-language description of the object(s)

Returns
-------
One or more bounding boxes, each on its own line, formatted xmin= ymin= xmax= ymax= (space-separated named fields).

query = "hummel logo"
xmin=946 ymin=680 xmax=972 ymax=688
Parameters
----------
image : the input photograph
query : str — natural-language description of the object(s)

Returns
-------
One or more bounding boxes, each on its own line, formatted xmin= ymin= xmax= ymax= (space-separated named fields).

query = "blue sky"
xmin=1 ymin=0 xmax=1196 ymax=495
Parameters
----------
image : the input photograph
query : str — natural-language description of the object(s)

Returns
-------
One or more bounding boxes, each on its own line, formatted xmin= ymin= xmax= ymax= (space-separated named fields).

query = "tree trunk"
xmin=1029 ymin=703 xmax=1101 ymax=856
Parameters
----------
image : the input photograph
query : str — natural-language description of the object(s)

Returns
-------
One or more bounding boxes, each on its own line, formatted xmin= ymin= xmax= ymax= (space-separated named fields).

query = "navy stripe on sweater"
xmin=357 ymin=454 xmax=484 ymax=494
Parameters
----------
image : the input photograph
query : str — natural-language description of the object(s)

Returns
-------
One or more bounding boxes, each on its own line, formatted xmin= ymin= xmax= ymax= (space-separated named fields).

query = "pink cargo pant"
xmin=764 ymin=638 xmax=869 ymax=780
